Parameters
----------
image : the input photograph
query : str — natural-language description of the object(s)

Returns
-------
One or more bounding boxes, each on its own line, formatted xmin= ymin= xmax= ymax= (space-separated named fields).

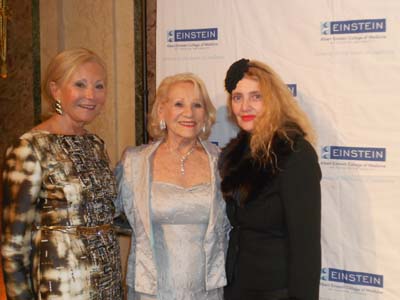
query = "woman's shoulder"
xmin=8 ymin=129 xmax=49 ymax=149
xmin=280 ymin=136 xmax=320 ymax=176
xmin=201 ymin=140 xmax=220 ymax=157
xmin=120 ymin=141 xmax=159 ymax=162
xmin=125 ymin=141 xmax=156 ymax=154
xmin=18 ymin=128 xmax=49 ymax=140
xmin=4 ymin=130 xmax=46 ymax=163
xmin=291 ymin=136 xmax=318 ymax=159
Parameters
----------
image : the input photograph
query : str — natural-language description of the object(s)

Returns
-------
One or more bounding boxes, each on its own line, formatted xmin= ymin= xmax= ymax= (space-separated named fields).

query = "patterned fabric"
xmin=1 ymin=130 xmax=123 ymax=300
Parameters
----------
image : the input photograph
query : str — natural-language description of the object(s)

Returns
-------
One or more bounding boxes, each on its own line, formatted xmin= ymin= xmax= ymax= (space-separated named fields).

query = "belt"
xmin=34 ymin=224 xmax=113 ymax=236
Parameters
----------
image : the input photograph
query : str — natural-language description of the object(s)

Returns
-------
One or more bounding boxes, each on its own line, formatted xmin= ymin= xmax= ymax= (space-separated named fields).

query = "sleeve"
xmin=215 ymin=178 xmax=231 ymax=255
xmin=113 ymin=152 xmax=133 ymax=234
xmin=1 ymin=138 xmax=42 ymax=300
xmin=213 ymin=144 xmax=231 ymax=241
xmin=114 ymin=153 xmax=128 ymax=216
xmin=279 ymin=139 xmax=322 ymax=300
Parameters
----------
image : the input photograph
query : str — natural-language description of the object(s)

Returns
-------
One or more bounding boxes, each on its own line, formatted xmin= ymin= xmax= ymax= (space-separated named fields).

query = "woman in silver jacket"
xmin=115 ymin=73 xmax=229 ymax=300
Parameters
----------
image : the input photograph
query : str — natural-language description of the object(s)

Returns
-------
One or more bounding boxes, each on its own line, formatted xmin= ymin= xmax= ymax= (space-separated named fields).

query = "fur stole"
xmin=218 ymin=130 xmax=299 ymax=207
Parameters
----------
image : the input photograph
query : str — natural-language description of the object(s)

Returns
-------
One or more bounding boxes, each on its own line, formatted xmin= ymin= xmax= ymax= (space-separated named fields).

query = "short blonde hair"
xmin=148 ymin=73 xmax=216 ymax=140
xmin=226 ymin=59 xmax=316 ymax=164
xmin=42 ymin=48 xmax=107 ymax=110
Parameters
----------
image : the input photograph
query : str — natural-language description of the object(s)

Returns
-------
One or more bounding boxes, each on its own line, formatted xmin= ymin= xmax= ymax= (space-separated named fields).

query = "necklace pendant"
xmin=166 ymin=141 xmax=196 ymax=176
xmin=180 ymin=163 xmax=185 ymax=175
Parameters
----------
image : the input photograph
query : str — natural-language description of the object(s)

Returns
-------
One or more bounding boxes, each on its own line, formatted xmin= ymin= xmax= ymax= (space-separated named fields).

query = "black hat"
xmin=224 ymin=58 xmax=250 ymax=94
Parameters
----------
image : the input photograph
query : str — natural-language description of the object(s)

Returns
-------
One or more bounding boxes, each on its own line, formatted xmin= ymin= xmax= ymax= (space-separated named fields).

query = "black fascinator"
xmin=224 ymin=58 xmax=250 ymax=93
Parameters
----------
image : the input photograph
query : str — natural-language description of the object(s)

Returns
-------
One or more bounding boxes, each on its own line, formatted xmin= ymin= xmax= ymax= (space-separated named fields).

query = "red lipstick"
xmin=241 ymin=115 xmax=256 ymax=122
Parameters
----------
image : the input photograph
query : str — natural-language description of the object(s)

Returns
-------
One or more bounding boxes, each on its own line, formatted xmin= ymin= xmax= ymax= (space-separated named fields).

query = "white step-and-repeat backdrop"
xmin=156 ymin=1 xmax=400 ymax=299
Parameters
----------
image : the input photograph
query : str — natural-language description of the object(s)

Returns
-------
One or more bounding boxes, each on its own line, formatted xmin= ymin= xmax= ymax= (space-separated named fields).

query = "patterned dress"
xmin=1 ymin=130 xmax=123 ymax=300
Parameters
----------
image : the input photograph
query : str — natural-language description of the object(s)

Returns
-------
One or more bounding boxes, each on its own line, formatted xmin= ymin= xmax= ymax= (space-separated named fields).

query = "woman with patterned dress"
xmin=1 ymin=48 xmax=123 ymax=300
xmin=116 ymin=73 xmax=229 ymax=300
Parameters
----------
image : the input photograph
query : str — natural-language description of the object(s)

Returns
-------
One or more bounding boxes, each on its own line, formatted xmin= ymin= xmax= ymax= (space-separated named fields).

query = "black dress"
xmin=219 ymin=131 xmax=321 ymax=300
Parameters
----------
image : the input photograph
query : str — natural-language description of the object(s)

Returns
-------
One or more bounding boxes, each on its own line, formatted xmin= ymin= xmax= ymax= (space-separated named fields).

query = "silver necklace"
xmin=167 ymin=143 xmax=196 ymax=175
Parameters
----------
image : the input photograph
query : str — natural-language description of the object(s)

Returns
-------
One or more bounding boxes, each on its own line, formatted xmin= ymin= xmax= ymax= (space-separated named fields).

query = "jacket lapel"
xmin=135 ymin=140 xmax=161 ymax=245
xmin=200 ymin=140 xmax=219 ymax=236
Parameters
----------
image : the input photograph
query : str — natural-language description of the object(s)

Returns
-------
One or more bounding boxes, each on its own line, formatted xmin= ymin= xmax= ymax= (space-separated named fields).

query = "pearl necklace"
xmin=167 ymin=143 xmax=196 ymax=175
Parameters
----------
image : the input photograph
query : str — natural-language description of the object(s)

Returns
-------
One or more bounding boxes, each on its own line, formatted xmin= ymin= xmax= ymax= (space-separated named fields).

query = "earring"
xmin=202 ymin=124 xmax=206 ymax=133
xmin=55 ymin=99 xmax=63 ymax=115
xmin=159 ymin=119 xmax=166 ymax=130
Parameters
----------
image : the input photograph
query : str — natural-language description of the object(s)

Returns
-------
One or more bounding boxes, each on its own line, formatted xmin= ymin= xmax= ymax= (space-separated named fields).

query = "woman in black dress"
xmin=219 ymin=59 xmax=321 ymax=300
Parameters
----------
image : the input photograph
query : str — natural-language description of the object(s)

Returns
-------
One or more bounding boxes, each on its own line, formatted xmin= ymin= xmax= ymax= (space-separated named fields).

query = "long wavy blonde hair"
xmin=227 ymin=60 xmax=316 ymax=165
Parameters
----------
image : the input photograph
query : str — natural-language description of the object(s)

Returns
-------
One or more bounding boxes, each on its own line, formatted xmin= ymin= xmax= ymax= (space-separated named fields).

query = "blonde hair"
xmin=42 ymin=48 xmax=107 ymax=111
xmin=226 ymin=60 xmax=316 ymax=165
xmin=148 ymin=73 xmax=216 ymax=140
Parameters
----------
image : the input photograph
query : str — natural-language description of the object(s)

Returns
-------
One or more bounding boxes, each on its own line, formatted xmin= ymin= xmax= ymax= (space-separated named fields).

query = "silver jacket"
xmin=115 ymin=139 xmax=229 ymax=295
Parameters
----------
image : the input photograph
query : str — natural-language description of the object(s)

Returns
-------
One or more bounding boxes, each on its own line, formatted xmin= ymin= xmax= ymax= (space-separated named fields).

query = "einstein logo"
xmin=321 ymin=22 xmax=331 ymax=35
xmin=167 ymin=28 xmax=218 ymax=43
xmin=321 ymin=18 xmax=386 ymax=35
xmin=167 ymin=30 xmax=175 ymax=42
xmin=321 ymin=268 xmax=384 ymax=288
xmin=321 ymin=146 xmax=386 ymax=162
xmin=321 ymin=146 xmax=331 ymax=159
xmin=321 ymin=268 xmax=330 ymax=281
